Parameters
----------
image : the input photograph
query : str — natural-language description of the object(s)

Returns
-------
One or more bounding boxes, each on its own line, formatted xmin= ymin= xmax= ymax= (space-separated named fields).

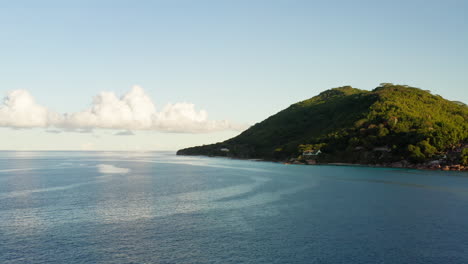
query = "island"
xmin=177 ymin=84 xmax=468 ymax=171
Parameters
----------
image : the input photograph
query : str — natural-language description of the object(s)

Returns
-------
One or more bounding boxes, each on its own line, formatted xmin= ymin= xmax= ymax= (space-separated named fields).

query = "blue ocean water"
xmin=0 ymin=151 xmax=467 ymax=264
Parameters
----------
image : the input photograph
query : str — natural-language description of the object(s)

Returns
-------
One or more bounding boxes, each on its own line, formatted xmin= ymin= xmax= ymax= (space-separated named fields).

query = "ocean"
xmin=1 ymin=151 xmax=467 ymax=263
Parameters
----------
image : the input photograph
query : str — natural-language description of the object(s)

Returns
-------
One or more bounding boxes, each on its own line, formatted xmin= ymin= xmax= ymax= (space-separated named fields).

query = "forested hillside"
xmin=178 ymin=84 xmax=468 ymax=168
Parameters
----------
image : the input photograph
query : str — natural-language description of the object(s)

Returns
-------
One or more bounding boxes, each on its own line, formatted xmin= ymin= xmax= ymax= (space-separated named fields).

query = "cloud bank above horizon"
xmin=0 ymin=86 xmax=247 ymax=133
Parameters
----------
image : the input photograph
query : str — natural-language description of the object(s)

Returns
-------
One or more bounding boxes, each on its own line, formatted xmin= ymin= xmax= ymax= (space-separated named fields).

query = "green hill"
xmin=177 ymin=84 xmax=468 ymax=167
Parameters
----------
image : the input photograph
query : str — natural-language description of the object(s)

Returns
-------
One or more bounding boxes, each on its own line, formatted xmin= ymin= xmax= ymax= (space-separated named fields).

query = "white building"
xmin=303 ymin=150 xmax=321 ymax=156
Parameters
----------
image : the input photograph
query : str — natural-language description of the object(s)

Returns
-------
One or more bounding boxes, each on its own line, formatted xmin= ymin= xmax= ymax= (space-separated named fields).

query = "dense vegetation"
xmin=177 ymin=84 xmax=468 ymax=166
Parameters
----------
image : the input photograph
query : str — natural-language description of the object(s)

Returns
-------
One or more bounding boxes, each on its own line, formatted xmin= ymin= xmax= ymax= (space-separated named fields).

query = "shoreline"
xmin=283 ymin=160 xmax=467 ymax=172
xmin=178 ymin=154 xmax=467 ymax=172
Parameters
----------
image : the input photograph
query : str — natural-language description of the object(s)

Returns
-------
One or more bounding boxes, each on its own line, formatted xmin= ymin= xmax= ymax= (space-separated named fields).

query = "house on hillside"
xmin=303 ymin=150 xmax=322 ymax=156
xmin=220 ymin=148 xmax=230 ymax=152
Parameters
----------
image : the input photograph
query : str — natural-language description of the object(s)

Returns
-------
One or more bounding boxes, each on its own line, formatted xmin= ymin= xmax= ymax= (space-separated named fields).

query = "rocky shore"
xmin=285 ymin=158 xmax=467 ymax=171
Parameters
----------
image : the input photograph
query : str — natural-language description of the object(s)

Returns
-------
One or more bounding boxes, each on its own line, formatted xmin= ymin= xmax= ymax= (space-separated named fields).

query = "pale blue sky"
xmin=0 ymin=0 xmax=467 ymax=150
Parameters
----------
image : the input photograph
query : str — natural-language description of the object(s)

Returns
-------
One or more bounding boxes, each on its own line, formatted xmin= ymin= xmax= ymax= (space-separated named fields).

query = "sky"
xmin=0 ymin=0 xmax=467 ymax=151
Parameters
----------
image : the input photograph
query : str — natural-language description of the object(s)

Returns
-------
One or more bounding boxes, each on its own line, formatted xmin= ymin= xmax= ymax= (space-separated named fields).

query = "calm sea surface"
xmin=1 ymin=151 xmax=468 ymax=264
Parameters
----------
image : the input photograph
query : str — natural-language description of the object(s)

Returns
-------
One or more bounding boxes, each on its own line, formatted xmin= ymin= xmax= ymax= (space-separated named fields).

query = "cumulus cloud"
xmin=0 ymin=86 xmax=248 ymax=133
xmin=0 ymin=90 xmax=62 ymax=128
xmin=97 ymin=164 xmax=131 ymax=174
xmin=63 ymin=86 xmax=157 ymax=130
xmin=153 ymin=102 xmax=245 ymax=133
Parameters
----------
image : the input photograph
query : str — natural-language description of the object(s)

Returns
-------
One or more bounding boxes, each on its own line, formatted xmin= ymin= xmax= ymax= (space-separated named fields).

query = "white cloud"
xmin=64 ymin=86 xmax=157 ymax=130
xmin=0 ymin=90 xmax=62 ymax=128
xmin=97 ymin=164 xmax=130 ymax=174
xmin=0 ymin=86 xmax=248 ymax=133
xmin=153 ymin=102 xmax=243 ymax=133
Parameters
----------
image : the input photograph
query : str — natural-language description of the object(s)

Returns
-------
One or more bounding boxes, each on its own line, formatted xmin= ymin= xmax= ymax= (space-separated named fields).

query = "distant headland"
xmin=177 ymin=84 xmax=468 ymax=171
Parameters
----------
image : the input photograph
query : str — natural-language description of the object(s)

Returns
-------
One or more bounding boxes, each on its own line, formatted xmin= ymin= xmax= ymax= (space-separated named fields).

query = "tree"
xmin=408 ymin=144 xmax=425 ymax=163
